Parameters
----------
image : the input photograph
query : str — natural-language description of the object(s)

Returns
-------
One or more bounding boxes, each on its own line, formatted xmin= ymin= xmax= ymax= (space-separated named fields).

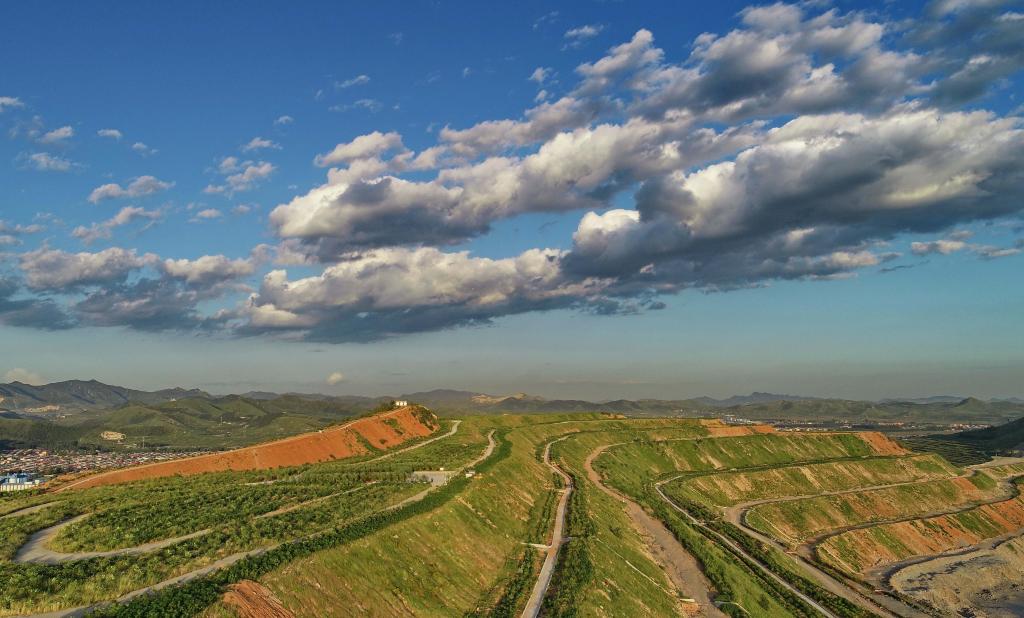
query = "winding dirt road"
xmin=723 ymin=494 xmax=916 ymax=618
xmin=1 ymin=502 xmax=57 ymax=520
xmin=16 ymin=419 xmax=490 ymax=618
xmin=22 ymin=547 xmax=273 ymax=618
xmin=716 ymin=462 xmax=1024 ymax=617
xmin=655 ymin=476 xmax=843 ymax=618
xmin=803 ymin=470 xmax=1024 ymax=586
xmin=585 ymin=444 xmax=724 ymax=617
xmin=14 ymin=514 xmax=212 ymax=565
xmin=521 ymin=436 xmax=572 ymax=618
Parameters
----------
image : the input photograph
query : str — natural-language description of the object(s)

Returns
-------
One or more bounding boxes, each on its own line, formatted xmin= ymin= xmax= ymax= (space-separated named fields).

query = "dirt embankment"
xmin=61 ymin=407 xmax=438 ymax=490
xmin=680 ymin=454 xmax=952 ymax=508
xmin=892 ymin=535 xmax=1024 ymax=616
xmin=752 ymin=474 xmax=998 ymax=545
xmin=223 ymin=580 xmax=295 ymax=618
xmin=856 ymin=431 xmax=908 ymax=456
xmin=700 ymin=419 xmax=775 ymax=437
xmin=820 ymin=490 xmax=1024 ymax=576
xmin=584 ymin=444 xmax=725 ymax=617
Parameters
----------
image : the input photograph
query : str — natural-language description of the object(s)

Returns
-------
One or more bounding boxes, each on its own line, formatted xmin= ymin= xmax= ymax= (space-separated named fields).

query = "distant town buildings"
xmin=0 ymin=449 xmax=208 ymax=475
xmin=0 ymin=472 xmax=42 ymax=492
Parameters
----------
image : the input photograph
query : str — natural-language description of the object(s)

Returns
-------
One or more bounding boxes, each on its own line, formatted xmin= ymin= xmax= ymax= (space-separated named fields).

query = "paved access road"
xmin=521 ymin=436 xmax=573 ymax=618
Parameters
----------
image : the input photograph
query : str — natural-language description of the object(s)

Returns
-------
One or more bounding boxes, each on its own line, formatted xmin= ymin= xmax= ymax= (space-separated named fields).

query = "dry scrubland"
xmin=2 ymin=411 xmax=1024 ymax=617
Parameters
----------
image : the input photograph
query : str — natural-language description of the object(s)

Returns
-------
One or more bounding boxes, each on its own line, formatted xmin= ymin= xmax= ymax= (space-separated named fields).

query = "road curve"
xmin=21 ymin=546 xmax=272 ymax=618
xmin=468 ymin=430 xmax=497 ymax=468
xmin=521 ymin=436 xmax=573 ymax=618
xmin=1 ymin=502 xmax=57 ymax=520
xmin=14 ymin=514 xmax=211 ymax=565
xmin=655 ymin=477 xmax=842 ymax=618
xmin=18 ymin=420 xmax=468 ymax=564
xmin=725 ymin=497 xmax=914 ymax=617
xmin=585 ymin=444 xmax=725 ymax=617
xmin=805 ymin=471 xmax=1024 ymax=585
xmin=717 ymin=472 xmax=1011 ymax=617
xmin=19 ymin=423 xmax=497 ymax=618
xmin=362 ymin=419 xmax=462 ymax=464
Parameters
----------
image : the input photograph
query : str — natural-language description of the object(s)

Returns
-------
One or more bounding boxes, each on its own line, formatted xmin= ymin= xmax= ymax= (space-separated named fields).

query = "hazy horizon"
xmin=3 ymin=368 xmax=1022 ymax=404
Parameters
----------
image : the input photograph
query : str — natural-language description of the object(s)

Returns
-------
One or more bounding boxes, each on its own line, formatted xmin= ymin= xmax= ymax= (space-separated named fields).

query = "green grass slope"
xmin=0 ymin=395 xmax=371 ymax=451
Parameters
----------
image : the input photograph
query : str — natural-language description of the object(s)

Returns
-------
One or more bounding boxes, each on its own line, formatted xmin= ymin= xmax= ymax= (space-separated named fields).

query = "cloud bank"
xmin=7 ymin=2 xmax=1024 ymax=343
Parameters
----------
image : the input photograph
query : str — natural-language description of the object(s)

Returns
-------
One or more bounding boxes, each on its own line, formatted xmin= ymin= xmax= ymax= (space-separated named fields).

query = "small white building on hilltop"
xmin=393 ymin=400 xmax=409 ymax=408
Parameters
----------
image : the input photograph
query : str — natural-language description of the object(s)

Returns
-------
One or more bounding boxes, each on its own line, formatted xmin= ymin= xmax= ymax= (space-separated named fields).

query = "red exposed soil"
xmin=856 ymin=431 xmax=908 ymax=456
xmin=223 ymin=580 xmax=295 ymax=618
xmin=701 ymin=419 xmax=776 ymax=437
xmin=60 ymin=407 xmax=438 ymax=491
xmin=824 ymin=494 xmax=1024 ymax=575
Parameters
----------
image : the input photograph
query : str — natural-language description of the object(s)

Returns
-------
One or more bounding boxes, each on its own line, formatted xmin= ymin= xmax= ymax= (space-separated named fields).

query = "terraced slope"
xmin=8 ymin=414 xmax=1011 ymax=618
xmin=595 ymin=430 xmax=943 ymax=618
xmin=251 ymin=417 xmax=720 ymax=617
xmin=596 ymin=431 xmax=906 ymax=499
xmin=553 ymin=430 xmax=804 ymax=617
xmin=746 ymin=471 xmax=1002 ymax=546
xmin=979 ymin=460 xmax=1024 ymax=480
xmin=667 ymin=454 xmax=957 ymax=508
xmin=819 ymin=479 xmax=1024 ymax=577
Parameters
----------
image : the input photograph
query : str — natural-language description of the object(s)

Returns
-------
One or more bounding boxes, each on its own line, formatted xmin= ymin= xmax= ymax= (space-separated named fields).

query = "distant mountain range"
xmin=0 ymin=393 xmax=369 ymax=452
xmin=1 ymin=380 xmax=1022 ymax=426
xmin=395 ymin=388 xmax=819 ymax=412
xmin=0 ymin=380 xmax=208 ymax=413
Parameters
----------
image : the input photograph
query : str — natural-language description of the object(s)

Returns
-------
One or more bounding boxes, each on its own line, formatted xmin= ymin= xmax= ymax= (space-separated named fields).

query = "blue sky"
xmin=1 ymin=0 xmax=1022 ymax=400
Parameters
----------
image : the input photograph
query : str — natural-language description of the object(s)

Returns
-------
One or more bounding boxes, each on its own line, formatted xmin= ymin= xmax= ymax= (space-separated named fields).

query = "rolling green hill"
xmin=0 ymin=379 xmax=208 ymax=413
xmin=0 ymin=395 xmax=373 ymax=451
xmin=900 ymin=412 xmax=1024 ymax=464
xmin=943 ymin=414 xmax=1024 ymax=452
xmin=407 ymin=390 xmax=1024 ymax=425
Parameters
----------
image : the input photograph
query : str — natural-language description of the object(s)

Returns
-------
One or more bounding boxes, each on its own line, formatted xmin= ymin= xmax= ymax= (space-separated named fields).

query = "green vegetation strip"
xmin=666 ymin=454 xmax=957 ymax=508
xmin=594 ymin=433 xmax=905 ymax=617
xmin=898 ymin=437 xmax=989 ymax=466
xmin=89 ymin=432 xmax=512 ymax=617
xmin=471 ymin=549 xmax=540 ymax=618
xmin=539 ymin=469 xmax=596 ymax=617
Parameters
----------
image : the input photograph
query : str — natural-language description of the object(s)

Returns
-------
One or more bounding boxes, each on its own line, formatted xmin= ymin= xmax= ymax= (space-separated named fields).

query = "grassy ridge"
xmin=9 ymin=414 xmax=1001 ymax=617
xmin=557 ymin=427 xmax=818 ymax=617
xmin=93 ymin=427 xmax=515 ymax=617
xmin=0 ymin=419 xmax=476 ymax=617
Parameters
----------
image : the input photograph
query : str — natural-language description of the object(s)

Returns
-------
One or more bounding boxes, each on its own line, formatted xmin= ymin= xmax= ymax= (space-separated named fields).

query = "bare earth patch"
xmin=60 ymin=407 xmax=437 ymax=490
xmin=223 ymin=580 xmax=295 ymax=618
